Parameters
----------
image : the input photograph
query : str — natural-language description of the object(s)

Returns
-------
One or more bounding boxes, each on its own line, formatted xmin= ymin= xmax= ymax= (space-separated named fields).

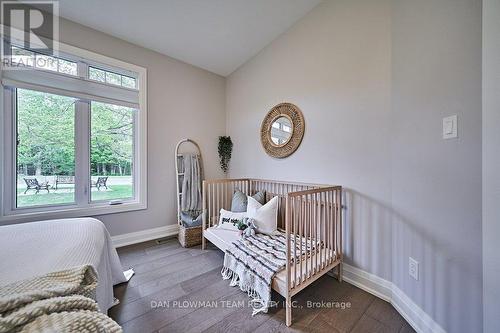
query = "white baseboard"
xmin=341 ymin=263 xmax=446 ymax=333
xmin=342 ymin=263 xmax=392 ymax=302
xmin=391 ymin=284 xmax=446 ymax=333
xmin=111 ymin=224 xmax=179 ymax=248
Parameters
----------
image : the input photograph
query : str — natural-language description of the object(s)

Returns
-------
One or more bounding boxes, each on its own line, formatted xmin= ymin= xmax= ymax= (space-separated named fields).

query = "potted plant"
xmin=218 ymin=136 xmax=233 ymax=173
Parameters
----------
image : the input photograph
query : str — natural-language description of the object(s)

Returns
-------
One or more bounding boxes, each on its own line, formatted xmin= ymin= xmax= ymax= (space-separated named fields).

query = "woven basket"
xmin=178 ymin=224 xmax=202 ymax=248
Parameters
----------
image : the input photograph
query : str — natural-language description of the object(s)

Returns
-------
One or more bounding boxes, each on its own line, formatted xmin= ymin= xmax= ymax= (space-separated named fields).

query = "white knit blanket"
xmin=0 ymin=265 xmax=122 ymax=333
xmin=221 ymin=232 xmax=316 ymax=315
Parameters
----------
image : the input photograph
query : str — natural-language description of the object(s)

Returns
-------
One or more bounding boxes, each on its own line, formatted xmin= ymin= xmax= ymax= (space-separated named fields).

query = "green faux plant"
xmin=218 ymin=136 xmax=233 ymax=174
xmin=236 ymin=219 xmax=248 ymax=231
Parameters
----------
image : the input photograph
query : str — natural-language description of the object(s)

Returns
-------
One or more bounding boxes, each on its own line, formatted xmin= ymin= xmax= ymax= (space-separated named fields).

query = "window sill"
xmin=0 ymin=201 xmax=147 ymax=223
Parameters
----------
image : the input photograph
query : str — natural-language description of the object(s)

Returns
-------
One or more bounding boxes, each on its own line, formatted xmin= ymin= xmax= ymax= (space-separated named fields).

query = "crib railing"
xmin=285 ymin=186 xmax=342 ymax=294
xmin=202 ymin=178 xmax=322 ymax=229
xmin=202 ymin=178 xmax=343 ymax=325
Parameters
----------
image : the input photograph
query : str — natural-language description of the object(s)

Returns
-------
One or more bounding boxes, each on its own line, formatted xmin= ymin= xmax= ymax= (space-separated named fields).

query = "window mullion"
xmin=1 ymin=88 xmax=15 ymax=215
xmin=77 ymin=61 xmax=88 ymax=79
xmin=74 ymin=100 xmax=90 ymax=207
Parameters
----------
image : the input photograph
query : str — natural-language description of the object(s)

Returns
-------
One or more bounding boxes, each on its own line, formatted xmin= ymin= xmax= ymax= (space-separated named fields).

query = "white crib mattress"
xmin=204 ymin=226 xmax=337 ymax=297
xmin=204 ymin=226 xmax=239 ymax=251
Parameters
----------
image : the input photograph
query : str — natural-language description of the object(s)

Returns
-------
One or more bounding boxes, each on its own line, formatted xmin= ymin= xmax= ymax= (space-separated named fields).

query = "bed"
xmin=0 ymin=217 xmax=126 ymax=313
xmin=202 ymin=178 xmax=343 ymax=326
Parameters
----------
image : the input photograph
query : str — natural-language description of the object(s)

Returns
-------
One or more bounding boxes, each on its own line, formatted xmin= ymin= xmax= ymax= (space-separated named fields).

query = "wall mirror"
xmin=271 ymin=116 xmax=293 ymax=146
xmin=261 ymin=103 xmax=305 ymax=158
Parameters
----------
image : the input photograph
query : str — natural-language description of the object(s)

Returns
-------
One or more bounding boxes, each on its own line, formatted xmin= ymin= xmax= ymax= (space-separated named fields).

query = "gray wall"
xmin=226 ymin=0 xmax=482 ymax=331
xmin=1 ymin=18 xmax=227 ymax=236
xmin=482 ymin=0 xmax=500 ymax=331
xmin=391 ymin=1 xmax=482 ymax=332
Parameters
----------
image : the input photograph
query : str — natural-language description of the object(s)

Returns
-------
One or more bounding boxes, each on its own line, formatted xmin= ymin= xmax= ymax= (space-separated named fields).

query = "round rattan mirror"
xmin=260 ymin=103 xmax=305 ymax=158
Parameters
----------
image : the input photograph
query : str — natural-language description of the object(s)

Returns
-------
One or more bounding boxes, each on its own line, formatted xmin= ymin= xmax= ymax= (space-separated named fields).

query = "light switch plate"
xmin=443 ymin=115 xmax=458 ymax=139
xmin=409 ymin=257 xmax=419 ymax=281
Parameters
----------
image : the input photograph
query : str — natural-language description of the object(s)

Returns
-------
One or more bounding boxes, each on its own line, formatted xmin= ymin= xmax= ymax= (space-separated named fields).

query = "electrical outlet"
xmin=409 ymin=257 xmax=419 ymax=281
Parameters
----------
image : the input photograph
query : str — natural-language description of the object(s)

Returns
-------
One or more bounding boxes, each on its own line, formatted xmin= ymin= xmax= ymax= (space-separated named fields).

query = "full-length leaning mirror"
xmin=260 ymin=103 xmax=305 ymax=158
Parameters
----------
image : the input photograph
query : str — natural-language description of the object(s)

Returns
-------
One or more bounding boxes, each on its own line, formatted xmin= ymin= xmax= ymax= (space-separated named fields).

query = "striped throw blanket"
xmin=221 ymin=231 xmax=317 ymax=315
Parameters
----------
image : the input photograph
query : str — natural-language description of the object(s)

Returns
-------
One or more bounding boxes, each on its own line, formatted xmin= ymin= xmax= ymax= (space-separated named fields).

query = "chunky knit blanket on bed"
xmin=221 ymin=232 xmax=315 ymax=315
xmin=0 ymin=265 xmax=122 ymax=333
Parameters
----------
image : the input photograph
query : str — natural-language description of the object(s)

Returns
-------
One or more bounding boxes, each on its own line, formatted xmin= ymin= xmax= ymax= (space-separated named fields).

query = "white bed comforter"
xmin=0 ymin=218 xmax=126 ymax=313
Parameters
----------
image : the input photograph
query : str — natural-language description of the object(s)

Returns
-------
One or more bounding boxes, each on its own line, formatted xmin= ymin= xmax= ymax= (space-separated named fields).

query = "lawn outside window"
xmin=0 ymin=40 xmax=147 ymax=221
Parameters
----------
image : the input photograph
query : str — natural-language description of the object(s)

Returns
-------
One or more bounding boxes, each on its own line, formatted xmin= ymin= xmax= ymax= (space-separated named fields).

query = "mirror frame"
xmin=260 ymin=103 xmax=305 ymax=158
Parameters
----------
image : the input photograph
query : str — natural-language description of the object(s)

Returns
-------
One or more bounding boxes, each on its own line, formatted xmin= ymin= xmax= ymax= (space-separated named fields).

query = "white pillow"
xmin=217 ymin=209 xmax=246 ymax=231
xmin=246 ymin=196 xmax=279 ymax=235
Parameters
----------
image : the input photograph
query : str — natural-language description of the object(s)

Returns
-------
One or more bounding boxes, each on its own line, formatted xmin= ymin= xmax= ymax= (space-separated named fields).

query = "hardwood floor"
xmin=110 ymin=238 xmax=415 ymax=333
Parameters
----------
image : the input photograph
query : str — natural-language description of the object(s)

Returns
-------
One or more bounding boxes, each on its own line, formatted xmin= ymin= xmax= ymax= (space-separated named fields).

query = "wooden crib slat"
xmin=306 ymin=195 xmax=310 ymax=278
xmin=331 ymin=189 xmax=335 ymax=264
xmin=338 ymin=188 xmax=342 ymax=259
xmin=299 ymin=198 xmax=303 ymax=286
xmin=219 ymin=183 xmax=222 ymax=219
xmin=211 ymin=184 xmax=214 ymax=227
xmin=314 ymin=193 xmax=318 ymax=275
xmin=326 ymin=190 xmax=331 ymax=266
xmin=332 ymin=189 xmax=336 ymax=264
xmin=215 ymin=183 xmax=218 ymax=225
xmin=285 ymin=195 xmax=291 ymax=295
xmin=313 ymin=192 xmax=317 ymax=275
xmin=330 ymin=189 xmax=334 ymax=265
xmin=318 ymin=192 xmax=322 ymax=273
xmin=336 ymin=190 xmax=339 ymax=260
xmin=293 ymin=198 xmax=299 ymax=287
xmin=324 ymin=191 xmax=328 ymax=268
xmin=338 ymin=188 xmax=343 ymax=280
xmin=305 ymin=194 xmax=309 ymax=280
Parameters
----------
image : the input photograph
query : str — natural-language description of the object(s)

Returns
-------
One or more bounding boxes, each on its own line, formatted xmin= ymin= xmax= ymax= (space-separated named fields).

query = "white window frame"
xmin=0 ymin=41 xmax=147 ymax=222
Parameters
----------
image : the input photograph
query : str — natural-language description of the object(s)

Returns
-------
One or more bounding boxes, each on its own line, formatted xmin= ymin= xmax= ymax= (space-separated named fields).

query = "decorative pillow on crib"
xmin=217 ymin=209 xmax=246 ymax=231
xmin=231 ymin=190 xmax=266 ymax=212
xmin=246 ymin=196 xmax=278 ymax=235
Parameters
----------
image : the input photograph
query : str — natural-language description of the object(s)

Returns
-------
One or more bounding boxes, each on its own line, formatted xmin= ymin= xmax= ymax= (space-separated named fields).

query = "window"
xmin=89 ymin=66 xmax=137 ymax=89
xmin=1 ymin=41 xmax=147 ymax=220
xmin=91 ymin=102 xmax=135 ymax=202
xmin=16 ymin=89 xmax=76 ymax=207
xmin=10 ymin=46 xmax=34 ymax=67
xmin=11 ymin=46 xmax=78 ymax=76
xmin=88 ymin=67 xmax=105 ymax=82
xmin=121 ymin=76 xmax=136 ymax=89
xmin=58 ymin=59 xmax=78 ymax=76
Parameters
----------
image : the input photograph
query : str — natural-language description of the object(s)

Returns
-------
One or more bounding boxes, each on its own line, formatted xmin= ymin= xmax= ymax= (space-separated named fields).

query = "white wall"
xmin=482 ymin=0 xmax=500 ymax=331
xmin=60 ymin=20 xmax=227 ymax=236
xmin=1 ymin=18 xmax=227 ymax=236
xmin=226 ymin=0 xmax=482 ymax=331
xmin=227 ymin=0 xmax=393 ymax=281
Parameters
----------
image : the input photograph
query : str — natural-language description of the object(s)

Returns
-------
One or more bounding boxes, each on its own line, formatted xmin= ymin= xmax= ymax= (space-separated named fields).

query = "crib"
xmin=202 ymin=178 xmax=343 ymax=326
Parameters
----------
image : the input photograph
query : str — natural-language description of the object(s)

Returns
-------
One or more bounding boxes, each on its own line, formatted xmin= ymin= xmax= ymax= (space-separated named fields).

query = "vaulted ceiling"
xmin=57 ymin=0 xmax=322 ymax=76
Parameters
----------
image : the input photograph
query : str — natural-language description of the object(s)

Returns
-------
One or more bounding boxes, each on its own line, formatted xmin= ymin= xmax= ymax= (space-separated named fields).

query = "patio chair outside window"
xmin=23 ymin=178 xmax=50 ymax=194
xmin=91 ymin=176 xmax=108 ymax=191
